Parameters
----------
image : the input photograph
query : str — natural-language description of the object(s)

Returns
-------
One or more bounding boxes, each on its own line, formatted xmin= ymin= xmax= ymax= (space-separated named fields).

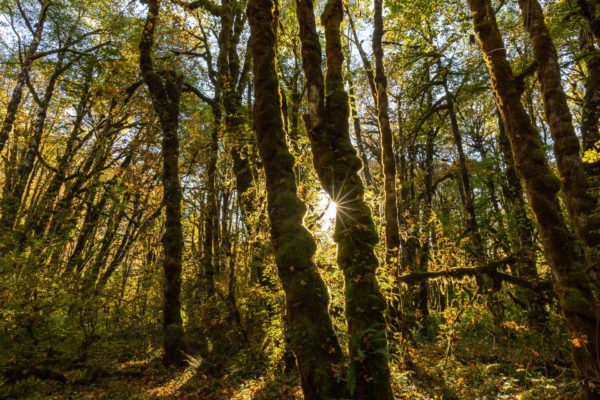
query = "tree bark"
xmin=373 ymin=0 xmax=400 ymax=266
xmin=295 ymin=0 xmax=393 ymax=396
xmin=468 ymin=0 xmax=600 ymax=395
xmin=139 ymin=0 xmax=187 ymax=367
xmin=518 ymin=0 xmax=600 ymax=249
xmin=246 ymin=0 xmax=347 ymax=397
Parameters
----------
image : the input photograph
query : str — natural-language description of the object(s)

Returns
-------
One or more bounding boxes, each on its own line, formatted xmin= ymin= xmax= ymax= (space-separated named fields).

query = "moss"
xmin=272 ymin=191 xmax=302 ymax=213
xmin=560 ymin=287 xmax=592 ymax=316
xmin=248 ymin=0 xmax=348 ymax=396
xmin=275 ymin=231 xmax=317 ymax=268
xmin=543 ymin=172 xmax=561 ymax=192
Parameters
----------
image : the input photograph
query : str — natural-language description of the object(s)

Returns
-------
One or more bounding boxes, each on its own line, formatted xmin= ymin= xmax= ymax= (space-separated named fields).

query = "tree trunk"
xmin=518 ymin=0 xmax=600 ymax=248
xmin=348 ymin=72 xmax=373 ymax=186
xmin=295 ymin=0 xmax=393 ymax=396
xmin=580 ymin=29 xmax=600 ymax=180
xmin=24 ymin=74 xmax=92 ymax=242
xmin=442 ymin=81 xmax=484 ymax=260
xmin=416 ymin=127 xmax=437 ymax=337
xmin=202 ymin=111 xmax=219 ymax=299
xmin=139 ymin=0 xmax=187 ymax=367
xmin=0 ymin=1 xmax=50 ymax=154
xmin=469 ymin=0 xmax=600 ymax=395
xmin=345 ymin=5 xmax=377 ymax=103
xmin=577 ymin=0 xmax=600 ymax=43
xmin=497 ymin=114 xmax=547 ymax=327
xmin=1 ymin=51 xmax=66 ymax=232
xmin=246 ymin=0 xmax=347 ymax=398
xmin=373 ymin=0 xmax=401 ymax=266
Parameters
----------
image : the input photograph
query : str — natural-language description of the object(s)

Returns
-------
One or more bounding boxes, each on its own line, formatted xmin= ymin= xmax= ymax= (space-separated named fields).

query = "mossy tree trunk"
xmin=468 ymin=0 xmax=600 ymax=395
xmin=373 ymin=0 xmax=400 ymax=267
xmin=517 ymin=0 xmax=600 ymax=249
xmin=497 ymin=114 xmax=547 ymax=327
xmin=139 ymin=0 xmax=187 ymax=367
xmin=246 ymin=0 xmax=347 ymax=397
xmin=577 ymin=0 xmax=600 ymax=42
xmin=295 ymin=0 xmax=393 ymax=397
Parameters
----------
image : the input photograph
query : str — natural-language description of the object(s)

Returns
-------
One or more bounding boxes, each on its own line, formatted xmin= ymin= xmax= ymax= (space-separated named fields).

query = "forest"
xmin=0 ymin=0 xmax=599 ymax=398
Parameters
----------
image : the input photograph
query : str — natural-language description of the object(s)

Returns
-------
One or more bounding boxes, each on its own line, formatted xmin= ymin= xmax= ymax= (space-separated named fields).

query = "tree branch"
xmin=397 ymin=255 xmax=552 ymax=291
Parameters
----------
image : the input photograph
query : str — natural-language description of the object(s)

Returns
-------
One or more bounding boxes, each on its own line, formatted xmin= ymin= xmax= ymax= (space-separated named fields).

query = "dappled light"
xmin=1 ymin=0 xmax=599 ymax=399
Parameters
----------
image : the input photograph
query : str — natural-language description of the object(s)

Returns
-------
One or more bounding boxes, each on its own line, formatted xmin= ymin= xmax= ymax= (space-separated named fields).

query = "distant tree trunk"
xmin=580 ymin=29 xmax=600 ymax=179
xmin=518 ymin=0 xmax=600 ymax=249
xmin=442 ymin=82 xmax=484 ymax=259
xmin=296 ymin=0 xmax=393 ymax=396
xmin=345 ymin=5 xmax=377 ymax=102
xmin=62 ymin=186 xmax=104 ymax=277
xmin=46 ymin=110 xmax=119 ymax=241
xmin=139 ymin=0 xmax=187 ymax=367
xmin=23 ymin=74 xmax=92 ymax=242
xmin=497 ymin=114 xmax=547 ymax=327
xmin=202 ymin=110 xmax=219 ymax=299
xmin=443 ymin=79 xmax=503 ymax=322
xmin=218 ymin=4 xmax=261 ymax=288
xmin=373 ymin=0 xmax=400 ymax=266
xmin=0 ymin=1 xmax=50 ymax=154
xmin=577 ymin=0 xmax=600 ymax=43
xmin=246 ymin=0 xmax=347 ymax=398
xmin=417 ymin=127 xmax=437 ymax=337
xmin=469 ymin=0 xmax=600 ymax=395
xmin=347 ymin=72 xmax=373 ymax=186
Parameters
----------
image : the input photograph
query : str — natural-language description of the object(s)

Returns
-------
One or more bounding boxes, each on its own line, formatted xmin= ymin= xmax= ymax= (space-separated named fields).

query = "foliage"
xmin=0 ymin=0 xmax=598 ymax=398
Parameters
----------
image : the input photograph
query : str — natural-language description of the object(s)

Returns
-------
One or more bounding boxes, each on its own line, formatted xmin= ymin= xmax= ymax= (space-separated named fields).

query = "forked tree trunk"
xmin=246 ymin=0 xmax=347 ymax=397
xmin=517 ymin=0 xmax=600 ymax=249
xmin=295 ymin=0 xmax=393 ymax=397
xmin=468 ymin=0 xmax=600 ymax=396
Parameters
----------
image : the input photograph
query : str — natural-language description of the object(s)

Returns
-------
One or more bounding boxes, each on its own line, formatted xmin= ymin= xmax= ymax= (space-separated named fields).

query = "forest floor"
xmin=2 ymin=327 xmax=579 ymax=400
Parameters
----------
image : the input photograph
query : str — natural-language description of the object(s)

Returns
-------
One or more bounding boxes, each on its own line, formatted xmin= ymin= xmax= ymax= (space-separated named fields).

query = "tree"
xmin=295 ymin=0 xmax=393 ymax=396
xmin=139 ymin=0 xmax=187 ymax=367
xmin=468 ymin=0 xmax=600 ymax=394
xmin=517 ymin=0 xmax=600 ymax=252
xmin=247 ymin=0 xmax=346 ymax=396
xmin=373 ymin=0 xmax=401 ymax=266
